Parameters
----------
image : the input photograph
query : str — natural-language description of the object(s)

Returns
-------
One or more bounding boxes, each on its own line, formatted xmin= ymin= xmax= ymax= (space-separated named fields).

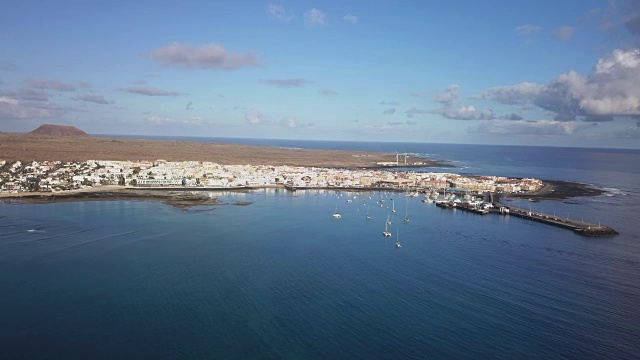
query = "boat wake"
xmin=53 ymin=230 xmax=138 ymax=252
xmin=6 ymin=229 xmax=91 ymax=245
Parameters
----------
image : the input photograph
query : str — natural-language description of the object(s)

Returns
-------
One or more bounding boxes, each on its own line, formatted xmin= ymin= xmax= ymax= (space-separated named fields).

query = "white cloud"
xmin=305 ymin=8 xmax=327 ymax=27
xmin=0 ymin=97 xmax=18 ymax=105
xmin=405 ymin=108 xmax=429 ymax=117
xmin=477 ymin=48 xmax=640 ymax=121
xmin=437 ymin=105 xmax=494 ymax=120
xmin=267 ymin=3 xmax=294 ymax=23
xmin=553 ymin=26 xmax=575 ymax=41
xmin=476 ymin=120 xmax=589 ymax=136
xmin=25 ymin=78 xmax=88 ymax=91
xmin=0 ymin=98 xmax=66 ymax=119
xmin=283 ymin=116 xmax=298 ymax=128
xmin=515 ymin=24 xmax=542 ymax=35
xmin=476 ymin=82 xmax=544 ymax=105
xmin=434 ymin=84 xmax=459 ymax=105
xmin=260 ymin=79 xmax=312 ymax=87
xmin=499 ymin=113 xmax=524 ymax=120
xmin=146 ymin=116 xmax=173 ymax=126
xmin=245 ymin=109 xmax=273 ymax=125
xmin=121 ymin=86 xmax=181 ymax=96
xmin=343 ymin=14 xmax=358 ymax=24
xmin=0 ymin=88 xmax=49 ymax=101
xmin=146 ymin=115 xmax=210 ymax=126
xmin=75 ymin=94 xmax=111 ymax=104
xmin=149 ymin=42 xmax=260 ymax=70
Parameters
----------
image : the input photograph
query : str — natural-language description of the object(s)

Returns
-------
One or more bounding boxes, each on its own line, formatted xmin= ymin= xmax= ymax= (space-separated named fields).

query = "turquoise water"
xmin=2 ymin=143 xmax=640 ymax=359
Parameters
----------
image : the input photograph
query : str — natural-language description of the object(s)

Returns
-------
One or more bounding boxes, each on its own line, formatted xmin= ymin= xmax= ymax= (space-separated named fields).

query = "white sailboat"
xmin=366 ymin=205 xmax=371 ymax=220
xmin=332 ymin=203 xmax=341 ymax=218
xmin=404 ymin=204 xmax=410 ymax=222
xmin=386 ymin=213 xmax=392 ymax=226
xmin=383 ymin=220 xmax=391 ymax=237
xmin=395 ymin=230 xmax=402 ymax=248
xmin=391 ymin=199 xmax=396 ymax=213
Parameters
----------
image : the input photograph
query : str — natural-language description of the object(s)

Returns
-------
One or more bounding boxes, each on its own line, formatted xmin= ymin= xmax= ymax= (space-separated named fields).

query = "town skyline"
xmin=1 ymin=1 xmax=640 ymax=148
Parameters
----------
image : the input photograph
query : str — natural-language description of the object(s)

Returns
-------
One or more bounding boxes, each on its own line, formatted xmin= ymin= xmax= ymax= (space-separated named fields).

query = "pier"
xmin=437 ymin=199 xmax=617 ymax=236
xmin=493 ymin=203 xmax=618 ymax=236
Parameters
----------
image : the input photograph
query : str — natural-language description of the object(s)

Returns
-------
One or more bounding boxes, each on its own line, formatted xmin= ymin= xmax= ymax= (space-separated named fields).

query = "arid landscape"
xmin=0 ymin=126 xmax=448 ymax=168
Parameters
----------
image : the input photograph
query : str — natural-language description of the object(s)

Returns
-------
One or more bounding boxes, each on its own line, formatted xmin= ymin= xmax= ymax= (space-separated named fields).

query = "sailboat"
xmin=366 ymin=205 xmax=371 ymax=220
xmin=404 ymin=202 xmax=410 ymax=222
xmin=391 ymin=199 xmax=396 ymax=213
xmin=386 ymin=213 xmax=392 ymax=226
xmin=395 ymin=230 xmax=402 ymax=248
xmin=383 ymin=220 xmax=391 ymax=237
xmin=332 ymin=203 xmax=341 ymax=218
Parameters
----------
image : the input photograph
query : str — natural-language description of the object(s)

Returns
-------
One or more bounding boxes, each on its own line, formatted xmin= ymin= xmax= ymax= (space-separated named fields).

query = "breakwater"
xmin=436 ymin=198 xmax=618 ymax=236
xmin=494 ymin=203 xmax=618 ymax=236
xmin=431 ymin=193 xmax=621 ymax=237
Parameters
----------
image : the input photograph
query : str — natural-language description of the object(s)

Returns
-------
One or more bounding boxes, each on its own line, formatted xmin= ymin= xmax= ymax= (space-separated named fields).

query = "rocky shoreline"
xmin=0 ymin=189 xmax=222 ymax=209
xmin=0 ymin=179 xmax=606 ymax=208
xmin=505 ymin=180 xmax=605 ymax=200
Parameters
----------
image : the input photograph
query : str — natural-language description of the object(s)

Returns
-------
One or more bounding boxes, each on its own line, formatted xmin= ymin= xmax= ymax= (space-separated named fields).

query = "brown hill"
xmin=29 ymin=124 xmax=88 ymax=136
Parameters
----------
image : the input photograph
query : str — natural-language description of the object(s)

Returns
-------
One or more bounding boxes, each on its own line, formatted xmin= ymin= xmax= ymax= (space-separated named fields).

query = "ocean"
xmin=1 ymin=141 xmax=639 ymax=359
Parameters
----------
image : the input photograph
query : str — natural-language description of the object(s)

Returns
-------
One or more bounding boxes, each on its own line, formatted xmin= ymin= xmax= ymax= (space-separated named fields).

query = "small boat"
xmin=332 ymin=204 xmax=341 ymax=218
xmin=386 ymin=214 xmax=392 ymax=226
xmin=366 ymin=205 xmax=371 ymax=220
xmin=404 ymin=207 xmax=410 ymax=222
xmin=395 ymin=231 xmax=402 ymax=248
xmin=391 ymin=199 xmax=396 ymax=213
xmin=383 ymin=221 xmax=391 ymax=237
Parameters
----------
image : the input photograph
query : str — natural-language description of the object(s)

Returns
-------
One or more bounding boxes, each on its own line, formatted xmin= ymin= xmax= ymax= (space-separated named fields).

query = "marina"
xmin=433 ymin=193 xmax=618 ymax=236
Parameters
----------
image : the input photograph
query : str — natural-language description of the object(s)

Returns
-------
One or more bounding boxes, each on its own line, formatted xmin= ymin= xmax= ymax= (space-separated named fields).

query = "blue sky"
xmin=1 ymin=0 xmax=640 ymax=148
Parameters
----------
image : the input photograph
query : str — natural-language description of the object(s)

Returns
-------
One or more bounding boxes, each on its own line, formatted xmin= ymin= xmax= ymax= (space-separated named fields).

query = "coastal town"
xmin=0 ymin=159 xmax=544 ymax=195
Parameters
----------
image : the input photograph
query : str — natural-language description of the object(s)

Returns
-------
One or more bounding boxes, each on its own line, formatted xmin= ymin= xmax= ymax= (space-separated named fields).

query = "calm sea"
xmin=1 ymin=140 xmax=639 ymax=359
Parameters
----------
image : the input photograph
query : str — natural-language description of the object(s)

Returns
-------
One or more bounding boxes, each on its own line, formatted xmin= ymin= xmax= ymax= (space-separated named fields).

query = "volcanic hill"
xmin=29 ymin=124 xmax=88 ymax=136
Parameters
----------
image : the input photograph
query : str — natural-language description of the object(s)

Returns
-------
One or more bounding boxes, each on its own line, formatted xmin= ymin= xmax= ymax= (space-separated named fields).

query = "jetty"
xmin=493 ymin=203 xmax=618 ymax=236
xmin=436 ymin=198 xmax=617 ymax=236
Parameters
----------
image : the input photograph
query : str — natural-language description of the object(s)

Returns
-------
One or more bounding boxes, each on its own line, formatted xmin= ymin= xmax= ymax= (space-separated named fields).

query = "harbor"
xmin=432 ymin=192 xmax=618 ymax=237
xmin=492 ymin=203 xmax=618 ymax=236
